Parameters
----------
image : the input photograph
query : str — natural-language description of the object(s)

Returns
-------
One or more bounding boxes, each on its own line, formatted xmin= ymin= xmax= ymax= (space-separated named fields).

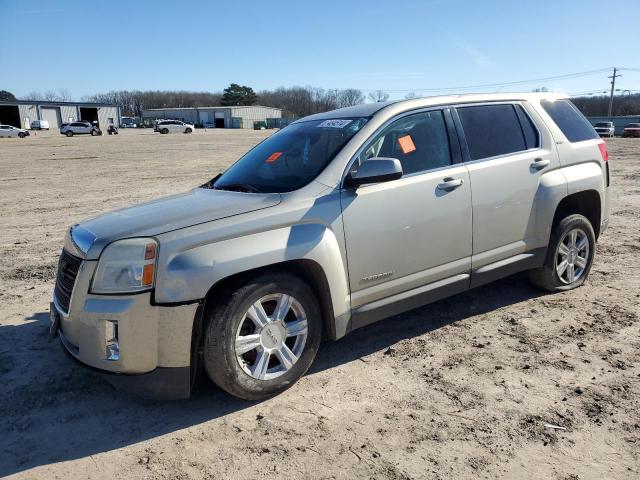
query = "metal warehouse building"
xmin=0 ymin=100 xmax=121 ymax=130
xmin=141 ymin=105 xmax=282 ymax=129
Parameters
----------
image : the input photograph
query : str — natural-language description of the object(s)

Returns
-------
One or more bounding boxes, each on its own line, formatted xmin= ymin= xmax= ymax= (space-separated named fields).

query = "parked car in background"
xmin=0 ymin=125 xmax=30 ymax=138
xmin=121 ymin=116 xmax=137 ymax=128
xmin=60 ymin=121 xmax=102 ymax=137
xmin=154 ymin=119 xmax=194 ymax=134
xmin=51 ymin=93 xmax=611 ymax=401
xmin=593 ymin=121 xmax=614 ymax=138
xmin=202 ymin=122 xmax=215 ymax=129
xmin=30 ymin=119 xmax=50 ymax=130
xmin=621 ymin=123 xmax=640 ymax=138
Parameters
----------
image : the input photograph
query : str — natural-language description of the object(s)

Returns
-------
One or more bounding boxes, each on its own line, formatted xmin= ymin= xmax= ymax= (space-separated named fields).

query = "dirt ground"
xmin=0 ymin=129 xmax=638 ymax=480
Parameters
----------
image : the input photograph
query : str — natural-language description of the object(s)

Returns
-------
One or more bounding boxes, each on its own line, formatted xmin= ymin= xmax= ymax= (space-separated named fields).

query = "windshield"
xmin=212 ymin=117 xmax=369 ymax=193
xmin=595 ymin=122 xmax=612 ymax=127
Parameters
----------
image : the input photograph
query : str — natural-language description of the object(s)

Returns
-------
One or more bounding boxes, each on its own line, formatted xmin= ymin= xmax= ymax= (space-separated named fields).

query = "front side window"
xmin=354 ymin=110 xmax=451 ymax=176
xmin=213 ymin=117 xmax=368 ymax=193
xmin=540 ymin=99 xmax=598 ymax=143
xmin=457 ymin=104 xmax=529 ymax=160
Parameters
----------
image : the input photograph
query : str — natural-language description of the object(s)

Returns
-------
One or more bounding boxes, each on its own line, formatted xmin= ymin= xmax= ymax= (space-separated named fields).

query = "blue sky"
xmin=2 ymin=0 xmax=639 ymax=100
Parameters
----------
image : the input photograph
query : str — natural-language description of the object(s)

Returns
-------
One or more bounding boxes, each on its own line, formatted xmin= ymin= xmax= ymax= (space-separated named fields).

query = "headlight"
xmin=91 ymin=238 xmax=158 ymax=294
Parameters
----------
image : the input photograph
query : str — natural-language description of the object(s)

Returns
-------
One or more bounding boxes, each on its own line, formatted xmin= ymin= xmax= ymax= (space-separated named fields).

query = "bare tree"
xmin=43 ymin=90 xmax=60 ymax=101
xmin=57 ymin=88 xmax=73 ymax=101
xmin=337 ymin=88 xmax=365 ymax=108
xmin=23 ymin=91 xmax=44 ymax=101
xmin=368 ymin=90 xmax=390 ymax=103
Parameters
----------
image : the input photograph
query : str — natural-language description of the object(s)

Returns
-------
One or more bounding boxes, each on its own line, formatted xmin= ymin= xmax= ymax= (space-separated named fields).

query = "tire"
xmin=18 ymin=132 xmax=25 ymax=138
xmin=66 ymin=131 xmax=73 ymax=137
xmin=161 ymin=128 xmax=169 ymax=134
xmin=528 ymin=214 xmax=595 ymax=292
xmin=203 ymin=272 xmax=322 ymax=400
xmin=185 ymin=128 xmax=192 ymax=134
xmin=91 ymin=129 xmax=97 ymax=136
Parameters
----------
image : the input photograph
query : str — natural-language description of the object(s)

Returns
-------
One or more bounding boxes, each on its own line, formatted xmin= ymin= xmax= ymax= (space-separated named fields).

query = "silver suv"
xmin=51 ymin=93 xmax=611 ymax=400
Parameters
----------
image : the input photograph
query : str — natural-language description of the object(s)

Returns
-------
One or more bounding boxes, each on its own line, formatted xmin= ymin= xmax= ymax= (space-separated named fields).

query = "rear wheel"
xmin=528 ymin=214 xmax=595 ymax=292
xmin=185 ymin=128 xmax=192 ymax=134
xmin=203 ymin=272 xmax=322 ymax=400
xmin=161 ymin=128 xmax=169 ymax=134
xmin=66 ymin=131 xmax=73 ymax=137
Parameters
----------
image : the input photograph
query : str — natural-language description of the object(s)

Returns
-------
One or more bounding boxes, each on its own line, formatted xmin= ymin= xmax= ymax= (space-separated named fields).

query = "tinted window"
xmin=595 ymin=122 xmax=612 ymax=127
xmin=540 ymin=99 xmax=598 ymax=143
xmin=515 ymin=105 xmax=540 ymax=149
xmin=457 ymin=104 xmax=526 ymax=160
xmin=213 ymin=117 xmax=368 ymax=193
xmin=355 ymin=110 xmax=451 ymax=175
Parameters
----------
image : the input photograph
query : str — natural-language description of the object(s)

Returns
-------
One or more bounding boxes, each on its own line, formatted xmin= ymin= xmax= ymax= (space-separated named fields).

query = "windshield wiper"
xmin=214 ymin=183 xmax=262 ymax=193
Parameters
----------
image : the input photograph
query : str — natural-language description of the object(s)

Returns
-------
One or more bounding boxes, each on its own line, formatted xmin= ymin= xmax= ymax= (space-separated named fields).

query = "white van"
xmin=30 ymin=120 xmax=50 ymax=130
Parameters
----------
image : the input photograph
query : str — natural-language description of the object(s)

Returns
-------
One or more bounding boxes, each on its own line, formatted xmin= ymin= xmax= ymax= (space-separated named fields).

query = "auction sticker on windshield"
xmin=317 ymin=119 xmax=353 ymax=128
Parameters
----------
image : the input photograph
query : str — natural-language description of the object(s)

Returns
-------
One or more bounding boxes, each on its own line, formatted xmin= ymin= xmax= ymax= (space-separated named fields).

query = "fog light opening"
xmin=105 ymin=320 xmax=120 ymax=361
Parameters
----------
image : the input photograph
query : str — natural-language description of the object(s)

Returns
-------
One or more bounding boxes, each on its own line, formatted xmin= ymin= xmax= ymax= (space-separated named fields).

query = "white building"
xmin=141 ymin=105 xmax=282 ymax=129
xmin=0 ymin=100 xmax=121 ymax=130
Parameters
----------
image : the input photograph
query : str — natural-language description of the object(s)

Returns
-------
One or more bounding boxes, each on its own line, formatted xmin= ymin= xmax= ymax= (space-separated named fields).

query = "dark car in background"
xmin=622 ymin=123 xmax=640 ymax=138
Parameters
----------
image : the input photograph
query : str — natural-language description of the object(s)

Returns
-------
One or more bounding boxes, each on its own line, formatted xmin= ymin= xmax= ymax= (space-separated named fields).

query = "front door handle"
xmin=532 ymin=158 xmax=550 ymax=169
xmin=437 ymin=177 xmax=464 ymax=191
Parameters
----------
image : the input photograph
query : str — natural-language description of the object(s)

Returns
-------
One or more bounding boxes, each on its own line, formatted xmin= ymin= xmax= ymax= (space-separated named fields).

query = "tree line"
xmin=15 ymin=84 xmax=395 ymax=118
xmin=83 ymin=85 xmax=373 ymax=118
xmin=11 ymin=85 xmax=640 ymax=119
xmin=569 ymin=93 xmax=640 ymax=117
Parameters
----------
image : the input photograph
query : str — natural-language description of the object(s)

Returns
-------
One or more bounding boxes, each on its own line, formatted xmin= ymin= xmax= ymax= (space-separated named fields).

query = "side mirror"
xmin=345 ymin=158 xmax=403 ymax=188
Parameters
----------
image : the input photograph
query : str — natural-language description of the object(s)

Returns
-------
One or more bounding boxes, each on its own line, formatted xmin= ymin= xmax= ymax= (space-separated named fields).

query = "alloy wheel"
xmin=556 ymin=228 xmax=589 ymax=284
xmin=234 ymin=293 xmax=308 ymax=380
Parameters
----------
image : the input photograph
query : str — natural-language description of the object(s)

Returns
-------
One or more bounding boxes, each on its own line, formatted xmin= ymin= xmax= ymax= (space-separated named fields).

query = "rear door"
xmin=341 ymin=108 xmax=472 ymax=312
xmin=453 ymin=102 xmax=560 ymax=275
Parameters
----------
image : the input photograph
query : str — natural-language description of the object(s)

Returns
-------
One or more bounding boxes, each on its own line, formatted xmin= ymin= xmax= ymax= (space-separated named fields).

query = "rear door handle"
xmin=532 ymin=158 xmax=550 ymax=169
xmin=437 ymin=177 xmax=464 ymax=191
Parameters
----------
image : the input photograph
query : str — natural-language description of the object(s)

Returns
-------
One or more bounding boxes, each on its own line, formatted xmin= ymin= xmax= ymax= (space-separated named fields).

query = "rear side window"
xmin=540 ymin=99 xmax=598 ymax=143
xmin=456 ymin=104 xmax=527 ymax=160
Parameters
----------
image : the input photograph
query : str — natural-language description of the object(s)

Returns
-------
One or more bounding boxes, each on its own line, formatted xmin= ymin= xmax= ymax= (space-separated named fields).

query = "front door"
xmin=341 ymin=109 xmax=473 ymax=312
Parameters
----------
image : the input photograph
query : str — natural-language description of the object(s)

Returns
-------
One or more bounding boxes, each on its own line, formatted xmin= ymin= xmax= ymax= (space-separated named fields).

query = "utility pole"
xmin=607 ymin=67 xmax=621 ymax=118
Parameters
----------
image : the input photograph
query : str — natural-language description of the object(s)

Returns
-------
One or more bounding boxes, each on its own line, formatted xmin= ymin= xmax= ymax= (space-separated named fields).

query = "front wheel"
xmin=185 ymin=128 xmax=192 ymax=134
xmin=18 ymin=132 xmax=25 ymax=138
xmin=528 ymin=214 xmax=595 ymax=292
xmin=91 ymin=129 xmax=97 ymax=136
xmin=203 ymin=272 xmax=322 ymax=400
xmin=66 ymin=131 xmax=73 ymax=137
xmin=161 ymin=128 xmax=169 ymax=134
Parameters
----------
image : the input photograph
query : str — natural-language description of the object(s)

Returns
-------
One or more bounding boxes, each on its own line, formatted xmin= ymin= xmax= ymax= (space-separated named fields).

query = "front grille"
xmin=54 ymin=250 xmax=82 ymax=313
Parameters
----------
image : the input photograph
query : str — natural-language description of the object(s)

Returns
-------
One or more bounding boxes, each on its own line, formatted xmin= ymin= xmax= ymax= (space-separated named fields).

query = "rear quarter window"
xmin=540 ymin=99 xmax=598 ymax=143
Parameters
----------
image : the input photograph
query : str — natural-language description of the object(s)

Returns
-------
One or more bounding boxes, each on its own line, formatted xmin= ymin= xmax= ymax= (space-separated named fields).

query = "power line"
xmin=355 ymin=67 xmax=614 ymax=93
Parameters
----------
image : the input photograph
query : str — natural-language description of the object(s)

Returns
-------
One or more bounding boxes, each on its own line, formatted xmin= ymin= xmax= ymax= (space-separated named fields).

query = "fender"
xmin=154 ymin=198 xmax=352 ymax=338
xmin=560 ymin=161 xmax=606 ymax=202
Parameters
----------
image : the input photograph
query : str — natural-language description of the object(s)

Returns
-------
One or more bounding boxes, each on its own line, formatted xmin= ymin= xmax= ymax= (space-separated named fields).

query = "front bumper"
xmin=59 ymin=330 xmax=192 ymax=399
xmin=51 ymin=258 xmax=199 ymax=398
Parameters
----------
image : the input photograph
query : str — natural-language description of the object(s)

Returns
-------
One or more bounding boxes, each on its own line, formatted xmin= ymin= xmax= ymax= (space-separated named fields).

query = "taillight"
xmin=597 ymin=141 xmax=609 ymax=162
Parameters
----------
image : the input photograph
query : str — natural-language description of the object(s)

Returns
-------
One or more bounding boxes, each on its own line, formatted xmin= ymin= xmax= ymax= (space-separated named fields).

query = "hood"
xmin=75 ymin=188 xmax=281 ymax=259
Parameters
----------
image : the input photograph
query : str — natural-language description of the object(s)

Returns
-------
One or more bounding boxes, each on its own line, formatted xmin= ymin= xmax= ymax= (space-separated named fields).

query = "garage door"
xmin=41 ymin=107 xmax=62 ymax=129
